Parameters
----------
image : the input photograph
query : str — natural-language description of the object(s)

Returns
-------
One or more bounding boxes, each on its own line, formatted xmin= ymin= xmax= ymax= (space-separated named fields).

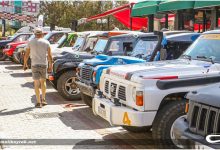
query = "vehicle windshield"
xmin=83 ymin=37 xmax=97 ymax=52
xmin=57 ymin=34 xmax=67 ymax=47
xmin=183 ymin=34 xmax=220 ymax=63
xmin=72 ymin=37 xmax=84 ymax=51
xmin=131 ymin=38 xmax=158 ymax=57
xmin=44 ymin=32 xmax=52 ymax=40
xmin=93 ymin=39 xmax=108 ymax=53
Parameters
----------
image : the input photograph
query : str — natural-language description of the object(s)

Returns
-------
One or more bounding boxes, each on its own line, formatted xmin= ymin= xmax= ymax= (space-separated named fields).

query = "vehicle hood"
xmin=83 ymin=55 xmax=145 ymax=66
xmin=52 ymin=47 xmax=73 ymax=57
xmin=108 ymin=59 xmax=220 ymax=82
xmin=53 ymin=51 xmax=94 ymax=61
xmin=187 ymin=83 xmax=220 ymax=108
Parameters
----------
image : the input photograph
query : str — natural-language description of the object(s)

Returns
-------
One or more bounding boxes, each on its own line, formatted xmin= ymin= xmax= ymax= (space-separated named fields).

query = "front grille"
xmin=110 ymin=83 xmax=117 ymax=97
xmin=105 ymin=81 xmax=109 ymax=94
xmin=81 ymin=66 xmax=93 ymax=81
xmin=188 ymin=101 xmax=220 ymax=136
xmin=104 ymin=80 xmax=126 ymax=101
xmin=118 ymin=86 xmax=126 ymax=101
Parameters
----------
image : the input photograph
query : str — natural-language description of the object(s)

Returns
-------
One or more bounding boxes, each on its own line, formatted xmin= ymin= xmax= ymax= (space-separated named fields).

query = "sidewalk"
xmin=0 ymin=61 xmax=154 ymax=150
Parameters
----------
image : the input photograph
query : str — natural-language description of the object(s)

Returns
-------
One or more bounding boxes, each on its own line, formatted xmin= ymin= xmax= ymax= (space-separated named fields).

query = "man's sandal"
xmin=42 ymin=99 xmax=48 ymax=106
xmin=35 ymin=103 xmax=42 ymax=108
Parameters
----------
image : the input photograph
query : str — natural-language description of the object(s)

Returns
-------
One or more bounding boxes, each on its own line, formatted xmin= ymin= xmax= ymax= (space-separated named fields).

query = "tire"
xmin=81 ymin=93 xmax=92 ymax=108
xmin=122 ymin=126 xmax=151 ymax=133
xmin=12 ymin=55 xmax=20 ymax=64
xmin=57 ymin=71 xmax=81 ymax=101
xmin=152 ymin=100 xmax=187 ymax=149
xmin=0 ymin=49 xmax=7 ymax=61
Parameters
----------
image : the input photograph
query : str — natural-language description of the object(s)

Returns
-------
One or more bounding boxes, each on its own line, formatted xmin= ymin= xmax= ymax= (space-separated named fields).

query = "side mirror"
xmin=107 ymin=51 xmax=112 ymax=56
xmin=160 ymin=48 xmax=167 ymax=60
xmin=85 ymin=47 xmax=91 ymax=52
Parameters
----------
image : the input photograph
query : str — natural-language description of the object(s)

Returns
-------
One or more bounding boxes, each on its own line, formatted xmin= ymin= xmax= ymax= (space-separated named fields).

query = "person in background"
xmin=23 ymin=28 xmax=53 ymax=108
xmin=140 ymin=26 xmax=148 ymax=33
xmin=112 ymin=24 xmax=119 ymax=31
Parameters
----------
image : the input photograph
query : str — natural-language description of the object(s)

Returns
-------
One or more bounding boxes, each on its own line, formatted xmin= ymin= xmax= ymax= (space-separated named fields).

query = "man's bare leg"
xmin=40 ymin=79 xmax=47 ymax=105
xmin=34 ymin=80 xmax=41 ymax=105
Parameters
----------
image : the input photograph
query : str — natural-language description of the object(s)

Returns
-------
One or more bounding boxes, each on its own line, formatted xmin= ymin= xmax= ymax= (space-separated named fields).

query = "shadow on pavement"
xmin=72 ymin=128 xmax=155 ymax=149
xmin=0 ymin=61 xmax=13 ymax=65
xmin=0 ymin=107 xmax=34 ymax=116
xmin=21 ymin=80 xmax=54 ymax=89
xmin=10 ymin=72 xmax=32 ymax=78
xmin=5 ymin=65 xmax=23 ymax=70
xmin=59 ymin=107 xmax=112 ymax=130
xmin=30 ymin=91 xmax=81 ymax=105
xmin=21 ymin=82 xmax=34 ymax=89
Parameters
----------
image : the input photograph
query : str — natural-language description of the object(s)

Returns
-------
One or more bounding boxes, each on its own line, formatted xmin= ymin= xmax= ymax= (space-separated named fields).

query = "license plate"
xmin=98 ymin=106 xmax=106 ymax=119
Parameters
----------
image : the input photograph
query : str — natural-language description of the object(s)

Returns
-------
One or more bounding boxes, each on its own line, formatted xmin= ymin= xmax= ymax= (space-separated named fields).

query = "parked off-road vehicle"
xmin=49 ymin=31 xmax=132 ymax=100
xmin=92 ymin=30 xmax=220 ymax=148
xmin=172 ymin=83 xmax=220 ymax=149
xmin=0 ymin=33 xmax=33 ymax=61
xmin=77 ymin=31 xmax=200 ymax=107
xmin=16 ymin=31 xmax=68 ymax=65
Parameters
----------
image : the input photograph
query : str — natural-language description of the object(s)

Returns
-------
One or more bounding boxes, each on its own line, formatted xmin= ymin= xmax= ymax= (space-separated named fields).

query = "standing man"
xmin=23 ymin=28 xmax=53 ymax=108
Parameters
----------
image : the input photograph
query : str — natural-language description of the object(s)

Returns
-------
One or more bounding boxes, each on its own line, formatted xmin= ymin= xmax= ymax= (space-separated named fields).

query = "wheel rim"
xmin=170 ymin=115 xmax=186 ymax=148
xmin=64 ymin=77 xmax=80 ymax=96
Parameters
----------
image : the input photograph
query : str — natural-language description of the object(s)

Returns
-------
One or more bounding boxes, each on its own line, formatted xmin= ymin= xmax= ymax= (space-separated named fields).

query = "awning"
xmin=194 ymin=1 xmax=220 ymax=9
xmin=131 ymin=1 xmax=159 ymax=17
xmin=86 ymin=4 xmax=131 ymax=22
xmin=158 ymin=0 xmax=194 ymax=12
xmin=113 ymin=9 xmax=148 ymax=30
xmin=86 ymin=3 xmax=148 ymax=30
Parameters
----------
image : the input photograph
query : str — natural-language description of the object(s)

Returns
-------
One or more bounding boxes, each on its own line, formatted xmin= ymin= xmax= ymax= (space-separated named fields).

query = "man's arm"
xmin=47 ymin=46 xmax=53 ymax=73
xmin=23 ymin=47 xmax=30 ymax=71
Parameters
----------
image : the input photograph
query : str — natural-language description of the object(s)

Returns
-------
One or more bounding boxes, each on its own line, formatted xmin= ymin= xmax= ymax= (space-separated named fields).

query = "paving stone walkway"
xmin=0 ymin=61 xmax=154 ymax=150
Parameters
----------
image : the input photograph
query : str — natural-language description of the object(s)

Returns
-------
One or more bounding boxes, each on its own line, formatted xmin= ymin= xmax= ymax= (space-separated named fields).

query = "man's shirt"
xmin=27 ymin=38 xmax=50 ymax=66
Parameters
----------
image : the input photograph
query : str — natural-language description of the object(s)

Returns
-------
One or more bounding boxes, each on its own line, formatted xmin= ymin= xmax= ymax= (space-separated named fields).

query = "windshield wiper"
xmin=197 ymin=55 xmax=215 ymax=64
xmin=181 ymin=54 xmax=191 ymax=61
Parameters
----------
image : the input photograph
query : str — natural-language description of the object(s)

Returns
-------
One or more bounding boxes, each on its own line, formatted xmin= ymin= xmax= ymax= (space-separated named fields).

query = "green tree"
xmin=40 ymin=1 xmax=129 ymax=31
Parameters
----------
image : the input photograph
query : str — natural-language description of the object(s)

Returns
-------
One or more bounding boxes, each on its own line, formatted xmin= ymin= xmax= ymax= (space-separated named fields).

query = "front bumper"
xmin=92 ymin=95 xmax=156 ymax=127
xmin=76 ymin=81 xmax=95 ymax=97
xmin=173 ymin=116 xmax=217 ymax=149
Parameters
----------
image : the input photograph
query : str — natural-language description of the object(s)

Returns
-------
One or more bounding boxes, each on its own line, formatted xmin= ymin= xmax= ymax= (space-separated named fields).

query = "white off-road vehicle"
xmin=92 ymin=30 xmax=220 ymax=148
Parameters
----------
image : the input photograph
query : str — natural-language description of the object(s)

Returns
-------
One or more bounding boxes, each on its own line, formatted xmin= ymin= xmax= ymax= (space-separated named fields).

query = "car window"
xmin=83 ymin=37 xmax=97 ymax=52
xmin=13 ymin=34 xmax=31 ymax=42
xmin=57 ymin=34 xmax=67 ymax=47
xmin=109 ymin=40 xmax=120 ymax=52
xmin=131 ymin=39 xmax=158 ymax=57
xmin=183 ymin=34 xmax=220 ymax=63
xmin=48 ymin=33 xmax=64 ymax=44
xmin=72 ymin=37 xmax=84 ymax=51
xmin=93 ymin=39 xmax=108 ymax=53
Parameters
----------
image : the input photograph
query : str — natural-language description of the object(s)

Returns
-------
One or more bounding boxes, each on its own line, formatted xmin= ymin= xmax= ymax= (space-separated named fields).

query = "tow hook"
xmin=114 ymin=98 xmax=121 ymax=106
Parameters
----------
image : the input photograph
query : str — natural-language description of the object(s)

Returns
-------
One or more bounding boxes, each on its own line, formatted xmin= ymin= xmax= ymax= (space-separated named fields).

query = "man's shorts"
xmin=31 ymin=65 xmax=47 ymax=80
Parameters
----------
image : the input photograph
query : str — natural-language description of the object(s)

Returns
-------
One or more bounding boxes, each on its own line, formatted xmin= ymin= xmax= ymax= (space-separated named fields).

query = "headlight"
xmin=92 ymin=71 xmax=96 ymax=82
xmin=132 ymin=87 xmax=136 ymax=101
